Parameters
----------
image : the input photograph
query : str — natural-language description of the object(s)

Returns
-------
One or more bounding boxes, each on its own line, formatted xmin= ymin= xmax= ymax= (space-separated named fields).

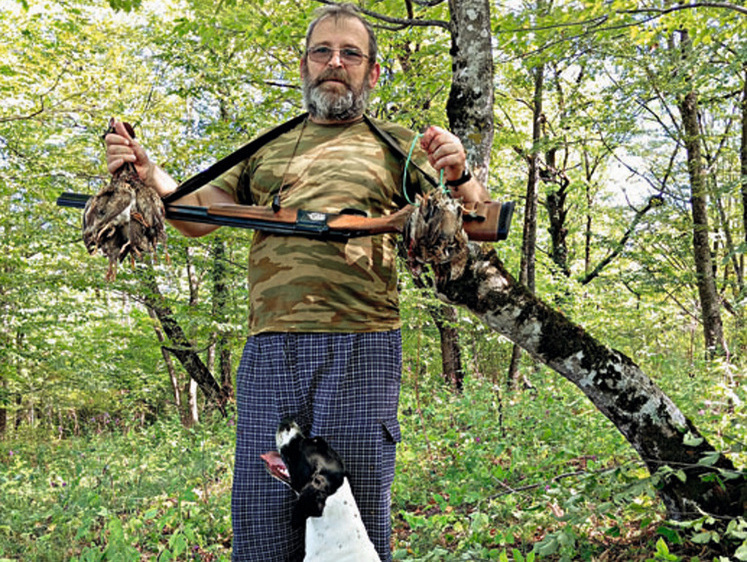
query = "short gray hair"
xmin=305 ymin=3 xmax=378 ymax=64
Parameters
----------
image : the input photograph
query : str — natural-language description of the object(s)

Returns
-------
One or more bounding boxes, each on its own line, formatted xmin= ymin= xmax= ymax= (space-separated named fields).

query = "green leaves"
xmin=1 ymin=0 xmax=746 ymax=559
xmin=0 ymin=417 xmax=234 ymax=560
xmin=106 ymin=0 xmax=143 ymax=12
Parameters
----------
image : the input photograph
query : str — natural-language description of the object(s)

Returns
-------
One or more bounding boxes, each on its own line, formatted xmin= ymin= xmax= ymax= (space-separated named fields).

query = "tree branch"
xmin=311 ymin=0 xmax=449 ymax=30
xmin=621 ymin=2 xmax=747 ymax=17
xmin=579 ymin=195 xmax=664 ymax=285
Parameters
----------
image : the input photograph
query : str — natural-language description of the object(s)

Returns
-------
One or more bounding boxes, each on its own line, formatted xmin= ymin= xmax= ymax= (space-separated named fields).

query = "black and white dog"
xmin=261 ymin=419 xmax=381 ymax=562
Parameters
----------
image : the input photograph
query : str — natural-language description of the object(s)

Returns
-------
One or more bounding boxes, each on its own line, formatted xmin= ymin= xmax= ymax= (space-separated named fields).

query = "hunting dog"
xmin=261 ymin=419 xmax=381 ymax=562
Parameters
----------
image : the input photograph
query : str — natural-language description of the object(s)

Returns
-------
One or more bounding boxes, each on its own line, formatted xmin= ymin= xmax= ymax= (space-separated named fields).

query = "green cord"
xmin=403 ymin=133 xmax=448 ymax=205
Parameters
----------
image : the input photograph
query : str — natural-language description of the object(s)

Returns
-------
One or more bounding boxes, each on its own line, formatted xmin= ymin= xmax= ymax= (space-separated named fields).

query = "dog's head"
xmin=261 ymin=419 xmax=346 ymax=527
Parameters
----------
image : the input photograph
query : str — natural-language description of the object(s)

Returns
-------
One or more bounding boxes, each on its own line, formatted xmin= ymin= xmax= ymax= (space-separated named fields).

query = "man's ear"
xmin=368 ymin=61 xmax=381 ymax=89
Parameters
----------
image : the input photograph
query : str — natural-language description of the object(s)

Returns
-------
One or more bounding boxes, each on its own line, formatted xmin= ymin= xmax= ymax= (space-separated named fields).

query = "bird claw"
xmin=96 ymin=225 xmax=114 ymax=243
xmin=132 ymin=212 xmax=150 ymax=228
xmin=105 ymin=261 xmax=117 ymax=282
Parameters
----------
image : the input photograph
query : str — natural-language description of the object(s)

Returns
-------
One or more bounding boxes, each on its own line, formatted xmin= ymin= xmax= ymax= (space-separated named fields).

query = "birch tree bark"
xmin=421 ymin=0 xmax=494 ymax=389
xmin=446 ymin=0 xmax=494 ymax=183
xmin=404 ymin=194 xmax=746 ymax=520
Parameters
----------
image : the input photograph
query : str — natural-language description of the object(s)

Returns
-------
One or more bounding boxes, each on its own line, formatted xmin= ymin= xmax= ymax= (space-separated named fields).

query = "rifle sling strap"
xmin=361 ymin=114 xmax=440 ymax=190
xmin=161 ymin=113 xmax=439 ymax=205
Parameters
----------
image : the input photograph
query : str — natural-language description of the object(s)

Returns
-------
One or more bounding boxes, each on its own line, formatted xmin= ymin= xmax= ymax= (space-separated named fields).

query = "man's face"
xmin=301 ymin=16 xmax=380 ymax=123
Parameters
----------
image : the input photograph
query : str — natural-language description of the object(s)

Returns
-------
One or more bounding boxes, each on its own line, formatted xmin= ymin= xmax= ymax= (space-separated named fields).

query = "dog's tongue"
xmin=261 ymin=451 xmax=290 ymax=483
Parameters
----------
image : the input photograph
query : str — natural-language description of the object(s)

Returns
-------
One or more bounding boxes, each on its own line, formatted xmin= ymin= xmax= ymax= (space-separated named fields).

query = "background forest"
xmin=1 ymin=0 xmax=746 ymax=560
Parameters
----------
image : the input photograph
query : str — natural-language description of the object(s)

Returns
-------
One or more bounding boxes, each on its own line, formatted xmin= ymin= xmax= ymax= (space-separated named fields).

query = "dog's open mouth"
xmin=261 ymin=451 xmax=290 ymax=484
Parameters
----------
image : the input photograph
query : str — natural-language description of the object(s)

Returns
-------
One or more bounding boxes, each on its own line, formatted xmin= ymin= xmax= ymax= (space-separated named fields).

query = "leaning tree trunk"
xmin=404 ymin=193 xmax=746 ymax=520
xmin=138 ymin=264 xmax=229 ymax=414
xmin=147 ymin=307 xmax=188 ymax=424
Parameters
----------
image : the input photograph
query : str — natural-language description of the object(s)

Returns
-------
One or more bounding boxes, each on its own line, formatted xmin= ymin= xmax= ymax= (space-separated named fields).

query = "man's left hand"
xmin=420 ymin=126 xmax=467 ymax=183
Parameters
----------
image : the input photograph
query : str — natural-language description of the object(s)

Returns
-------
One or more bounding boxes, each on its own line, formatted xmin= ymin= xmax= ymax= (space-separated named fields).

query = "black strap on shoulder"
xmin=362 ymin=115 xmax=440 ymax=191
xmin=162 ymin=113 xmax=309 ymax=204
xmin=162 ymin=112 xmax=439 ymax=205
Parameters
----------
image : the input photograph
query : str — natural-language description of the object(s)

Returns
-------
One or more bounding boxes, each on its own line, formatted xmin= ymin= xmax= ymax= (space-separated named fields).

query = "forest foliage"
xmin=1 ymin=0 xmax=746 ymax=560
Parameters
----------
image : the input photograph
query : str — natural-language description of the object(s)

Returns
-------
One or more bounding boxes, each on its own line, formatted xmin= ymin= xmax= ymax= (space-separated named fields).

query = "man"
xmin=106 ymin=4 xmax=490 ymax=560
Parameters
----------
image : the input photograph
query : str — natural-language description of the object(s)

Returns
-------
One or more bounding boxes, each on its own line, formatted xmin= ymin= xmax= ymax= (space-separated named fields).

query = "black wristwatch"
xmin=446 ymin=167 xmax=472 ymax=187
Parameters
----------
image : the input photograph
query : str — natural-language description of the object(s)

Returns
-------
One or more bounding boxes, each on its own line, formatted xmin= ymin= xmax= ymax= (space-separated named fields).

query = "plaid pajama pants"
xmin=231 ymin=330 xmax=402 ymax=562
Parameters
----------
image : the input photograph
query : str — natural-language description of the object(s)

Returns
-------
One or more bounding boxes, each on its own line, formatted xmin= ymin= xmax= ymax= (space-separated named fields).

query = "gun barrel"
xmin=56 ymin=193 xmax=513 ymax=242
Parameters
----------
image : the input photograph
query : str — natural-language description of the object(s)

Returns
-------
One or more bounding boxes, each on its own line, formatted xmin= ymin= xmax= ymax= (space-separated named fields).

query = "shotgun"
xmin=57 ymin=192 xmax=514 ymax=243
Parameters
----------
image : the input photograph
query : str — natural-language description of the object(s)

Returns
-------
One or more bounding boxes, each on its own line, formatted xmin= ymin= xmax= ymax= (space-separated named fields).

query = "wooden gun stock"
xmin=57 ymin=193 xmax=514 ymax=242
xmin=200 ymin=200 xmax=514 ymax=241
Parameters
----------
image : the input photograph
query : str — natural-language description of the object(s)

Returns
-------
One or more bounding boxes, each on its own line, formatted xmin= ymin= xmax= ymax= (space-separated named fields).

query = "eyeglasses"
xmin=306 ymin=46 xmax=370 ymax=66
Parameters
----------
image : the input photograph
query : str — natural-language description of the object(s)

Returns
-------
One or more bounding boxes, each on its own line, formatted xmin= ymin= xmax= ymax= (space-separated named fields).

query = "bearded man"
xmin=105 ymin=4 xmax=490 ymax=560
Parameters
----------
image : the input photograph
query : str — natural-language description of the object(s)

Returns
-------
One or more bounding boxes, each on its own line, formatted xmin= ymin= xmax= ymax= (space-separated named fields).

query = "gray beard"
xmin=303 ymin=73 xmax=371 ymax=122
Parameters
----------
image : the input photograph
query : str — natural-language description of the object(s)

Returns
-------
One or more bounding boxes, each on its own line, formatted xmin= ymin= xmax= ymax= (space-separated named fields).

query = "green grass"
xmin=0 ymin=418 xmax=234 ymax=561
xmin=0 ymin=364 xmax=744 ymax=561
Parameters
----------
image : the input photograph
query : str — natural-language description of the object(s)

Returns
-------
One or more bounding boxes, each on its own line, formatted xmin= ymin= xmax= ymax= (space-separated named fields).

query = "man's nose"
xmin=327 ymin=50 xmax=344 ymax=67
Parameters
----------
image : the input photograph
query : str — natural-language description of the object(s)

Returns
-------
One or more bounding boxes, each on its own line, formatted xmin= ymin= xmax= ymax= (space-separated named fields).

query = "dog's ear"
xmin=291 ymin=473 xmax=332 ymax=527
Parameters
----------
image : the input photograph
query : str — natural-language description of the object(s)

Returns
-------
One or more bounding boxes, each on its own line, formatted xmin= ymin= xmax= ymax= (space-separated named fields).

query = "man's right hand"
xmin=102 ymin=119 xmax=235 ymax=238
xmin=104 ymin=120 xmax=155 ymax=186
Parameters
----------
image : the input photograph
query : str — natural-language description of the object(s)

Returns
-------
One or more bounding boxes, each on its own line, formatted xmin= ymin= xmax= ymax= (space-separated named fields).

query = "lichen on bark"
xmin=403 ymin=194 xmax=746 ymax=520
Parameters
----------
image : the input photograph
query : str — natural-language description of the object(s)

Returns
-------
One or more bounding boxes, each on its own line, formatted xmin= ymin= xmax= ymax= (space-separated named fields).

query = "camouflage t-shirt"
xmin=211 ymin=116 xmax=436 ymax=335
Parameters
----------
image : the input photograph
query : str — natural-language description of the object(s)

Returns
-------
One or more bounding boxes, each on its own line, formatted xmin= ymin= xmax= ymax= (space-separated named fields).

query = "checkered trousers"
xmin=231 ymin=330 xmax=403 ymax=562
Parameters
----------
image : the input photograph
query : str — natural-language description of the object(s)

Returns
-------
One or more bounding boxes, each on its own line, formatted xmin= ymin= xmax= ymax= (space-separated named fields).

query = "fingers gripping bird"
xmin=82 ymin=119 xmax=166 ymax=280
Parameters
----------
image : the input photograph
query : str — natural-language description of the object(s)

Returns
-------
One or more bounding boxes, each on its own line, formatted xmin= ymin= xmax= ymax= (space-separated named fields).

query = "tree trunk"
xmin=0 ymin=375 xmax=6 ymax=437
xmin=148 ymin=309 xmax=181 ymax=406
xmin=677 ymin=29 xmax=725 ymax=358
xmin=408 ymin=273 xmax=465 ymax=390
xmin=544 ymin=157 xmax=570 ymax=277
xmin=211 ymin=237 xmax=234 ymax=401
xmin=138 ymin=265 xmax=228 ymax=414
xmin=14 ymin=395 xmax=22 ymax=431
xmin=187 ymin=377 xmax=199 ymax=427
xmin=679 ymin=88 xmax=725 ymax=357
xmin=434 ymin=305 xmax=464 ymax=391
xmin=543 ymin=65 xmax=572 ymax=278
xmin=585 ymin=173 xmax=593 ymax=278
xmin=146 ymin=307 xmax=198 ymax=426
xmin=508 ymin=63 xmax=544 ymax=386
xmin=404 ymin=194 xmax=747 ymax=520
xmin=446 ymin=0 xmax=494 ymax=184
xmin=741 ymin=64 xmax=747 ymax=247
xmin=418 ymin=0 xmax=495 ymax=391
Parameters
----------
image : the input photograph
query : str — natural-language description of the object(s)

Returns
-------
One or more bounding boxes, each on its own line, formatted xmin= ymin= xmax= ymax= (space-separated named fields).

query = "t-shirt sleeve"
xmin=209 ymin=162 xmax=242 ymax=199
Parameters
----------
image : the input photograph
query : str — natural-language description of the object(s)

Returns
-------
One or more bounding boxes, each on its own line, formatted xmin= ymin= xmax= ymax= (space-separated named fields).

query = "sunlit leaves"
xmin=107 ymin=0 xmax=142 ymax=12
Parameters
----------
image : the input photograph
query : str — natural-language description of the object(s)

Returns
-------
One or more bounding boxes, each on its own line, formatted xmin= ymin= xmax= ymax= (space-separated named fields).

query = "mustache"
xmin=313 ymin=69 xmax=351 ymax=87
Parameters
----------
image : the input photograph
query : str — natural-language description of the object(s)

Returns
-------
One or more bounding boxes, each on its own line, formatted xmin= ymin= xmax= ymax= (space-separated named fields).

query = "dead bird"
xmin=403 ymin=191 xmax=469 ymax=281
xmin=82 ymin=119 xmax=166 ymax=280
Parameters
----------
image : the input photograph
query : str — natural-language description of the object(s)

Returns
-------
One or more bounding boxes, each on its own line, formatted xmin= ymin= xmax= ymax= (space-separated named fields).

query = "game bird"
xmin=403 ymin=190 xmax=469 ymax=281
xmin=82 ymin=119 xmax=166 ymax=280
